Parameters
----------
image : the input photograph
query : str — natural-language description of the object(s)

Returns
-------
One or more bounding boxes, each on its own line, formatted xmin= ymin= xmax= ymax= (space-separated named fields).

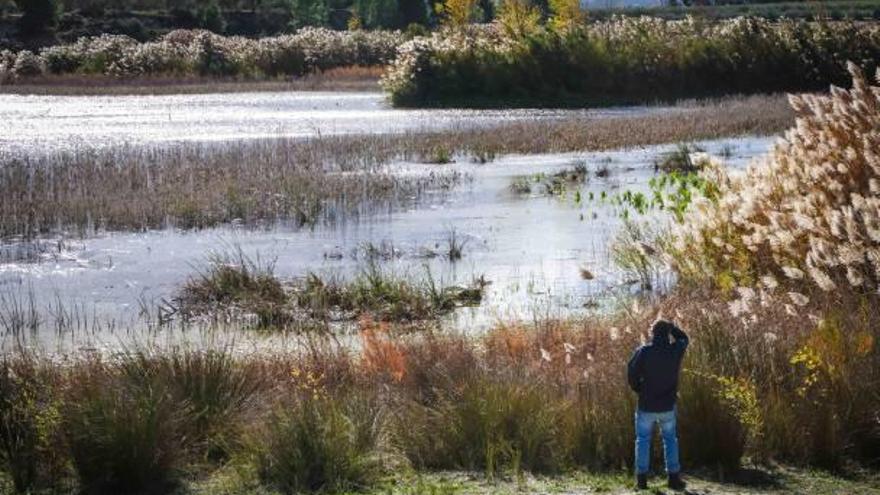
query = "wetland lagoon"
xmin=0 ymin=90 xmax=774 ymax=350
xmin=1 ymin=37 xmax=879 ymax=493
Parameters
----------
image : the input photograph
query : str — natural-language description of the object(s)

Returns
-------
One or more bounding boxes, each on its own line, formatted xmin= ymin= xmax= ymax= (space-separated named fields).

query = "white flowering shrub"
xmin=17 ymin=28 xmax=405 ymax=80
xmin=673 ymin=63 xmax=880 ymax=305
xmin=11 ymin=50 xmax=45 ymax=78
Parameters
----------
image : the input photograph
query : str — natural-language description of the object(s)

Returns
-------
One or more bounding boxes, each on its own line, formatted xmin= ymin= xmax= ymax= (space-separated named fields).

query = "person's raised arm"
xmin=670 ymin=323 xmax=689 ymax=353
xmin=627 ymin=347 xmax=643 ymax=393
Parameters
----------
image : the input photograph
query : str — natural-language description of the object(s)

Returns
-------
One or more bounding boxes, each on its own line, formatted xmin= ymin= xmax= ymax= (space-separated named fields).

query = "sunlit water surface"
xmin=1 ymin=91 xmax=664 ymax=157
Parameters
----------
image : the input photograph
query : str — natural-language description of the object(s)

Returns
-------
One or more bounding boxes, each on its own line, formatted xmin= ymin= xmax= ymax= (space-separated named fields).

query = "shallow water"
xmin=0 ymin=135 xmax=774 ymax=351
xmin=1 ymin=91 xmax=660 ymax=157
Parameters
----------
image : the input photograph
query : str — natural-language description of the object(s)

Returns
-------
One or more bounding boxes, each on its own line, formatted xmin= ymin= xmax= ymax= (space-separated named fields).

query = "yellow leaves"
xmin=548 ymin=0 xmax=586 ymax=33
xmin=497 ymin=0 xmax=542 ymax=40
xmin=290 ymin=366 xmax=327 ymax=401
xmin=715 ymin=375 xmax=763 ymax=439
xmin=436 ymin=0 xmax=479 ymax=28
xmin=686 ymin=370 xmax=763 ymax=444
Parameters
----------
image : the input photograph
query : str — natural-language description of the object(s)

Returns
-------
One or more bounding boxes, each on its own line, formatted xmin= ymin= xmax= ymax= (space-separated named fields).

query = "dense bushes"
xmin=0 ymin=27 xmax=402 ymax=80
xmin=1 ymin=285 xmax=877 ymax=493
xmin=383 ymin=17 xmax=880 ymax=107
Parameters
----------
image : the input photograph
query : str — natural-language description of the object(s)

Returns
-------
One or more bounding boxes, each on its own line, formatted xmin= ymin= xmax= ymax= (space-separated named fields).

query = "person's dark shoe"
xmin=636 ymin=474 xmax=648 ymax=490
xmin=667 ymin=472 xmax=686 ymax=491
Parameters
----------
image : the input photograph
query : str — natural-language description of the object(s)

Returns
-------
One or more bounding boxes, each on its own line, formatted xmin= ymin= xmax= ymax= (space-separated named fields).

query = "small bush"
xmin=251 ymin=390 xmax=391 ymax=494
xmin=198 ymin=0 xmax=226 ymax=34
xmin=64 ymin=363 xmax=183 ymax=495
xmin=397 ymin=373 xmax=570 ymax=475
xmin=11 ymin=50 xmax=45 ymax=77
xmin=654 ymin=143 xmax=705 ymax=174
xmin=0 ymin=356 xmax=64 ymax=493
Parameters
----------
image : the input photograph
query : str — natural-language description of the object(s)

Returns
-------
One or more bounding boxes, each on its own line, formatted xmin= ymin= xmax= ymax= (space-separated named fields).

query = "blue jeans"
xmin=634 ymin=408 xmax=680 ymax=475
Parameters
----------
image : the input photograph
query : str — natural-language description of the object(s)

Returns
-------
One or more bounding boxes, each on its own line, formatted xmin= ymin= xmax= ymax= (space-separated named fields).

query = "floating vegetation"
xmin=654 ymin=143 xmax=706 ymax=174
xmin=294 ymin=266 xmax=486 ymax=323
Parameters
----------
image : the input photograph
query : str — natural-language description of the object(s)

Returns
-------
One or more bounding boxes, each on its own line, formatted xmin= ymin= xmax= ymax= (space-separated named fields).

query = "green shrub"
xmin=397 ymin=373 xmax=570 ymax=475
xmin=177 ymin=249 xmax=289 ymax=327
xmin=123 ymin=349 xmax=264 ymax=460
xmin=0 ymin=356 xmax=63 ymax=493
xmin=251 ymin=390 xmax=391 ymax=493
xmin=64 ymin=364 xmax=183 ymax=495
xmin=383 ymin=17 xmax=880 ymax=107
xmin=198 ymin=0 xmax=227 ymax=33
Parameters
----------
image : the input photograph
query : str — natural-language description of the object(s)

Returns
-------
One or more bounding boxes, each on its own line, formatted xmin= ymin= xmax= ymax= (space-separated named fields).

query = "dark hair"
xmin=652 ymin=320 xmax=676 ymax=339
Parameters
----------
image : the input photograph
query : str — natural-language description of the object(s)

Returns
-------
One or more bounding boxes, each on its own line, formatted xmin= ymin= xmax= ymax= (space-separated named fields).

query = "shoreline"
xmin=0 ymin=66 xmax=384 ymax=95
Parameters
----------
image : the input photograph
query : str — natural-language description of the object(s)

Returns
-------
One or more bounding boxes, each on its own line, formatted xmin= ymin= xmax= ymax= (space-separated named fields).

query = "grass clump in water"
xmin=295 ymin=265 xmax=485 ymax=322
xmin=177 ymin=249 xmax=289 ymax=328
xmin=654 ymin=143 xmax=707 ymax=174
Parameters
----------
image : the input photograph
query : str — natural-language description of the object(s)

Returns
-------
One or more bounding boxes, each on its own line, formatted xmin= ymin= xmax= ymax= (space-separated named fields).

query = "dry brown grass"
xmin=0 ymin=66 xmax=384 ymax=96
xmin=426 ymin=93 xmax=793 ymax=156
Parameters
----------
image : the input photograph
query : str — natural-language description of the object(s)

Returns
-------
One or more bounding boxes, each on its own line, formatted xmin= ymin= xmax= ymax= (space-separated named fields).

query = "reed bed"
xmin=0 ymin=135 xmax=465 ymax=239
xmin=0 ymin=66 xmax=385 ymax=95
xmin=0 ymin=93 xmax=791 ymax=240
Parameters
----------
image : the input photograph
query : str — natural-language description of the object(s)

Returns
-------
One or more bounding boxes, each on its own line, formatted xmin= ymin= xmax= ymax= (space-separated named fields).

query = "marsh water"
xmin=0 ymin=90 xmax=775 ymax=350
xmin=1 ymin=91 xmax=660 ymax=156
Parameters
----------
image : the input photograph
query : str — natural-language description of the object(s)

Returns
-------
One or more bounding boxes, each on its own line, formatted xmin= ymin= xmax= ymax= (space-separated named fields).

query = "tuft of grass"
xmin=294 ymin=266 xmax=484 ymax=322
xmin=397 ymin=372 xmax=570 ymax=476
xmin=64 ymin=360 xmax=184 ymax=495
xmin=424 ymin=146 xmax=454 ymax=164
xmin=135 ymin=349 xmax=264 ymax=461
xmin=594 ymin=159 xmax=612 ymax=179
xmin=444 ymin=228 xmax=468 ymax=262
xmin=509 ymin=176 xmax=533 ymax=195
xmin=609 ymin=219 xmax=666 ymax=291
xmin=249 ymin=390 xmax=392 ymax=494
xmin=177 ymin=249 xmax=289 ymax=328
xmin=654 ymin=143 xmax=706 ymax=174
xmin=542 ymin=162 xmax=589 ymax=196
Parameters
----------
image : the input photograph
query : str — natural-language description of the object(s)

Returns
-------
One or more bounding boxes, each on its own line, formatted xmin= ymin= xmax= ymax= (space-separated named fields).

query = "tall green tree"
xmin=286 ymin=0 xmax=329 ymax=28
xmin=14 ymin=0 xmax=59 ymax=35
xmin=397 ymin=0 xmax=428 ymax=26
xmin=352 ymin=0 xmax=397 ymax=28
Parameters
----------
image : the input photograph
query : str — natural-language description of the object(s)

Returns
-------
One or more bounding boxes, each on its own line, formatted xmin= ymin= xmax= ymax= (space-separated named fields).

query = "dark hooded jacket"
xmin=627 ymin=321 xmax=689 ymax=412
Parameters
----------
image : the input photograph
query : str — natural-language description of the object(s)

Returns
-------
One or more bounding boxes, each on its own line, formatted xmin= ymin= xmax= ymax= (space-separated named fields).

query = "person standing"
xmin=627 ymin=319 xmax=689 ymax=491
